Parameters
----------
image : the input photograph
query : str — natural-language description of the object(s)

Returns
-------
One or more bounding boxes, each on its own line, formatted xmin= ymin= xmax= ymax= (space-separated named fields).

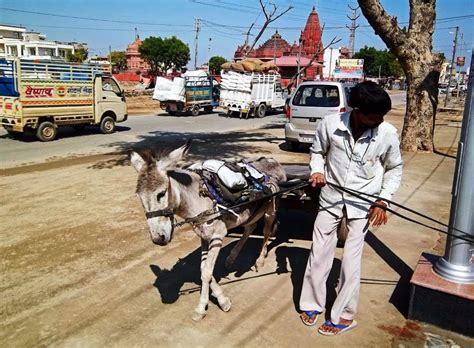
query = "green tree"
xmin=110 ymin=51 xmax=127 ymax=71
xmin=353 ymin=46 xmax=403 ymax=78
xmin=139 ymin=36 xmax=190 ymax=76
xmin=208 ymin=56 xmax=227 ymax=75
xmin=66 ymin=48 xmax=88 ymax=63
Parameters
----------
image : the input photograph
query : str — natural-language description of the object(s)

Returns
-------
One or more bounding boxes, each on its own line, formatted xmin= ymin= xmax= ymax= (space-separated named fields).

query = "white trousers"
xmin=299 ymin=209 xmax=369 ymax=323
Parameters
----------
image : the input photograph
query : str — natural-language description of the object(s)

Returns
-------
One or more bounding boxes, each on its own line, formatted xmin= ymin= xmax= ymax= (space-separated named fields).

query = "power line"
xmin=0 ymin=7 xmax=193 ymax=27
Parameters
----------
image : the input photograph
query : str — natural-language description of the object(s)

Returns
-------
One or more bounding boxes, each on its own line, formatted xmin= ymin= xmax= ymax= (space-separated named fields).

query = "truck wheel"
xmin=204 ymin=106 xmax=213 ymax=113
xmin=36 ymin=121 xmax=57 ymax=142
xmin=257 ymin=104 xmax=267 ymax=118
xmin=100 ymin=116 xmax=116 ymax=134
xmin=191 ymin=106 xmax=200 ymax=116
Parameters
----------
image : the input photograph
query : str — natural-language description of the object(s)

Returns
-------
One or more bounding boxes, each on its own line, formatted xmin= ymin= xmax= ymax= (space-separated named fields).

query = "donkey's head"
xmin=131 ymin=142 xmax=190 ymax=246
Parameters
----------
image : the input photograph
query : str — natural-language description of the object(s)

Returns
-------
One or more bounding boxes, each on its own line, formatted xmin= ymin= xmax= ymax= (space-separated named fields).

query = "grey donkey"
xmin=131 ymin=142 xmax=287 ymax=321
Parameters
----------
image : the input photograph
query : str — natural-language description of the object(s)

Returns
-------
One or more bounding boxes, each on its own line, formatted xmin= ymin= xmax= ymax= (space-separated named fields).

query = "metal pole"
xmin=297 ymin=34 xmax=303 ymax=87
xmin=444 ymin=26 xmax=459 ymax=107
xmin=434 ymin=49 xmax=474 ymax=284
xmin=328 ymin=48 xmax=333 ymax=80
xmin=194 ymin=18 xmax=201 ymax=70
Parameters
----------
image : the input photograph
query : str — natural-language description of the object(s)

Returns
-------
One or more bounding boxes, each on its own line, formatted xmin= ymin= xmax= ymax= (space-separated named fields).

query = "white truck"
xmin=219 ymin=70 xmax=286 ymax=118
xmin=0 ymin=58 xmax=127 ymax=141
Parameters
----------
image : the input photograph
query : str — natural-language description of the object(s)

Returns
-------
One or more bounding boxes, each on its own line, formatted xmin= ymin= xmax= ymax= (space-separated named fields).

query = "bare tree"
xmin=245 ymin=0 xmax=293 ymax=55
xmin=358 ymin=0 xmax=444 ymax=152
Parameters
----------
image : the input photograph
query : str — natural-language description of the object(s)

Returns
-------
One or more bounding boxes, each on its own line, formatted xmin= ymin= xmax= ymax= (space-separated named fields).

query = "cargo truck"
xmin=0 ymin=58 xmax=127 ymax=141
xmin=219 ymin=70 xmax=285 ymax=118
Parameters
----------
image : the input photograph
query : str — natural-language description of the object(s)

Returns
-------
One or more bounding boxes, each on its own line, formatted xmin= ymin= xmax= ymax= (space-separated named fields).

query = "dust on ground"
xmin=1 ymin=108 xmax=472 ymax=347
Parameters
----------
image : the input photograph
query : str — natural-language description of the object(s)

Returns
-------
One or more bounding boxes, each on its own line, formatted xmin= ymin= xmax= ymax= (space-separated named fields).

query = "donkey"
xmin=131 ymin=142 xmax=287 ymax=321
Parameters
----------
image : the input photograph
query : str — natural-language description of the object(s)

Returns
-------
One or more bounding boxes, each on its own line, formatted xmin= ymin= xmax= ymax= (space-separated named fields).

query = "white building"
xmin=0 ymin=24 xmax=84 ymax=60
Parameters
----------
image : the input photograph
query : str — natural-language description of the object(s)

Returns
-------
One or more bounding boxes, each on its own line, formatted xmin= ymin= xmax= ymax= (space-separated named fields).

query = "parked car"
xmin=284 ymin=81 xmax=354 ymax=150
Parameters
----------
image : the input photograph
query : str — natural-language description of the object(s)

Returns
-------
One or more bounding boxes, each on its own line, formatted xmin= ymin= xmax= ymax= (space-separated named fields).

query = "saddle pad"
xmin=202 ymin=160 xmax=248 ymax=190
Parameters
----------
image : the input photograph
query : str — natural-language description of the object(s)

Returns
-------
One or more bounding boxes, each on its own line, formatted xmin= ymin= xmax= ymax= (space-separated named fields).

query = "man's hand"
xmin=368 ymin=200 xmax=388 ymax=227
xmin=309 ymin=173 xmax=326 ymax=188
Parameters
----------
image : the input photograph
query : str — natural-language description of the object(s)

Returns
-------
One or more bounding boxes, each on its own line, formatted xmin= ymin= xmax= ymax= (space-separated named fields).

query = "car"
xmin=284 ymin=81 xmax=354 ymax=150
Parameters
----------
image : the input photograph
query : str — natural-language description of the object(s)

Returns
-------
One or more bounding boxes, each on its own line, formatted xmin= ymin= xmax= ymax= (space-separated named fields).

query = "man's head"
xmin=349 ymin=81 xmax=392 ymax=128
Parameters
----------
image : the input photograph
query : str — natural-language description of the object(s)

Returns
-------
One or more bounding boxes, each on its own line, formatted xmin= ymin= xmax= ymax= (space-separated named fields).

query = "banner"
xmin=456 ymin=57 xmax=465 ymax=66
xmin=333 ymin=59 xmax=364 ymax=79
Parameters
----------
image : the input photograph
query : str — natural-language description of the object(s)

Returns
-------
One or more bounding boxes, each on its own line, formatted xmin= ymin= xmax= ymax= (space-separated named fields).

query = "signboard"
xmin=333 ymin=59 xmax=364 ymax=79
xmin=457 ymin=56 xmax=465 ymax=66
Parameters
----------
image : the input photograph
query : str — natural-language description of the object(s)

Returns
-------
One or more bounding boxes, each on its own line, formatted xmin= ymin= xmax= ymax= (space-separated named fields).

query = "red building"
xmin=234 ymin=7 xmax=324 ymax=86
xmin=126 ymin=35 xmax=150 ymax=73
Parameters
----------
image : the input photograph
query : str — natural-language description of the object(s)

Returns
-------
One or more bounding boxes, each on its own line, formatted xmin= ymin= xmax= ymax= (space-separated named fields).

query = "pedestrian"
xmin=299 ymin=81 xmax=403 ymax=335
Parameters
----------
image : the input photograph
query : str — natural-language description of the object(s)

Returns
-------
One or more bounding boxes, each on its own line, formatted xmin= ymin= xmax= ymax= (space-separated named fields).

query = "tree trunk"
xmin=401 ymin=60 xmax=442 ymax=152
xmin=357 ymin=0 xmax=443 ymax=152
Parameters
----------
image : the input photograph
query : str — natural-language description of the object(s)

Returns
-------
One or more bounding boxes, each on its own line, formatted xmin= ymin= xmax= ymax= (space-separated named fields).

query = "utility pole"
xmin=194 ymin=18 xmax=201 ymax=70
xmin=207 ymin=37 xmax=212 ymax=73
xmin=434 ymin=49 xmax=474 ymax=284
xmin=328 ymin=47 xmax=333 ymax=80
xmin=444 ymin=26 xmax=459 ymax=107
xmin=296 ymin=33 xmax=303 ymax=87
xmin=346 ymin=5 xmax=360 ymax=58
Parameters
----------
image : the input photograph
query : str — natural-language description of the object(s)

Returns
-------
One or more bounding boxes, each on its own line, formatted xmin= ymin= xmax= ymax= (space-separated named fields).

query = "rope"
xmin=172 ymin=178 xmax=473 ymax=244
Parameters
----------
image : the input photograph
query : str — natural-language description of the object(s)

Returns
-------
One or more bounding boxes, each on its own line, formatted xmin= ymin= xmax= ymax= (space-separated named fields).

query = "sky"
xmin=1 ymin=0 xmax=473 ymax=70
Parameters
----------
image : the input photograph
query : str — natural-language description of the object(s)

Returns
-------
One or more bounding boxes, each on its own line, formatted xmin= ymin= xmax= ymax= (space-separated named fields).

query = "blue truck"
xmin=155 ymin=71 xmax=219 ymax=116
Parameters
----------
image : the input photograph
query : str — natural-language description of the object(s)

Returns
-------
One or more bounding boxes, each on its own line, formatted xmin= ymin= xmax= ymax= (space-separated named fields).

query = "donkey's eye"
xmin=156 ymin=191 xmax=166 ymax=200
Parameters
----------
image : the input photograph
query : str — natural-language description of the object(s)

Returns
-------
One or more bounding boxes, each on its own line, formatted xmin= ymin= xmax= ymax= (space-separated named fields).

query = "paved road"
xmin=0 ymin=92 xmax=406 ymax=169
xmin=0 ymin=112 xmax=286 ymax=168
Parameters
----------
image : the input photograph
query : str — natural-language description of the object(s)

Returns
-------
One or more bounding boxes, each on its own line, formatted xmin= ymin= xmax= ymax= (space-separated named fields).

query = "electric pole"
xmin=194 ymin=18 xmax=201 ymax=70
xmin=346 ymin=5 xmax=360 ymax=58
xmin=444 ymin=26 xmax=459 ymax=107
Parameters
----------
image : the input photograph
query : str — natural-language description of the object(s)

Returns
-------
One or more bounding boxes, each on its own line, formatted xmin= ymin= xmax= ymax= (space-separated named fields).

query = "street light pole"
xmin=444 ymin=26 xmax=459 ymax=107
xmin=434 ymin=49 xmax=474 ymax=284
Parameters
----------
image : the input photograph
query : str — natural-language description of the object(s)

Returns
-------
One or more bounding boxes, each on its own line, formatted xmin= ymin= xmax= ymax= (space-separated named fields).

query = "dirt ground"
xmin=1 ymin=107 xmax=472 ymax=347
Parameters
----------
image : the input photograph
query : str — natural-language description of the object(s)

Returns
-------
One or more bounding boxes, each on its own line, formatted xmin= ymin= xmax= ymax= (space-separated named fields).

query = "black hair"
xmin=349 ymin=81 xmax=392 ymax=115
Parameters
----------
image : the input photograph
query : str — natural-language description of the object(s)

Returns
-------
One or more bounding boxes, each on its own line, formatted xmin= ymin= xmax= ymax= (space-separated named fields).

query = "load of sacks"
xmin=221 ymin=58 xmax=279 ymax=74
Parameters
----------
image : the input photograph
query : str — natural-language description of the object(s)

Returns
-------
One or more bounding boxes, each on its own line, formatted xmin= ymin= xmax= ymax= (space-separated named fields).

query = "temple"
xmin=234 ymin=7 xmax=324 ymax=86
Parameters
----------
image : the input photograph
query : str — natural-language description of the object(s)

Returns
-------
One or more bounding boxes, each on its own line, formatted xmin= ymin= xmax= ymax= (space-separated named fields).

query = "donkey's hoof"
xmin=192 ymin=311 xmax=206 ymax=322
xmin=219 ymin=297 xmax=232 ymax=312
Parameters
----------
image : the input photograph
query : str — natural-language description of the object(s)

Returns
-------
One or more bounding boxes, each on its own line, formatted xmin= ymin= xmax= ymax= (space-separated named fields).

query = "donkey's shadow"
xmin=150 ymin=237 xmax=268 ymax=304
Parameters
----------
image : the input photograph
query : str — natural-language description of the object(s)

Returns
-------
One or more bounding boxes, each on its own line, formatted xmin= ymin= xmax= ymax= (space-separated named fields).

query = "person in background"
xmin=299 ymin=81 xmax=403 ymax=336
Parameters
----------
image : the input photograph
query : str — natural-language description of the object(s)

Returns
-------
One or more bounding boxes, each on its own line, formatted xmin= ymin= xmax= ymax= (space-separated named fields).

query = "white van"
xmin=284 ymin=81 xmax=354 ymax=150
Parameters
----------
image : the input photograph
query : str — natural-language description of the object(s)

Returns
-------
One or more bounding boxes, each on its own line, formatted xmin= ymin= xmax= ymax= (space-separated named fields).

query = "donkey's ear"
xmin=130 ymin=151 xmax=146 ymax=172
xmin=158 ymin=141 xmax=191 ymax=169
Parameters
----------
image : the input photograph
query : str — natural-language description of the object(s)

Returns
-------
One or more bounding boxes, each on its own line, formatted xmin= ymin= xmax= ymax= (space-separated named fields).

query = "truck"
xmin=219 ymin=70 xmax=286 ymax=118
xmin=153 ymin=70 xmax=219 ymax=116
xmin=0 ymin=58 xmax=127 ymax=141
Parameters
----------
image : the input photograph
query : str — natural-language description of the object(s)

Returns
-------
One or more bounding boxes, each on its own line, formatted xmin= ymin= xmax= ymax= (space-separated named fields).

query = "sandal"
xmin=300 ymin=310 xmax=321 ymax=326
xmin=318 ymin=319 xmax=357 ymax=336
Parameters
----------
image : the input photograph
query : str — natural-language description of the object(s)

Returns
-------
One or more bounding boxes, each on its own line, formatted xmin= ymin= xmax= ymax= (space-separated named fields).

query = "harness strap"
xmin=145 ymin=208 xmax=174 ymax=219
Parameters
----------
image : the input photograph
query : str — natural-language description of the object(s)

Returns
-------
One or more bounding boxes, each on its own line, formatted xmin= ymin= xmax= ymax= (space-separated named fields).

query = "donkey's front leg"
xmin=193 ymin=224 xmax=228 ymax=321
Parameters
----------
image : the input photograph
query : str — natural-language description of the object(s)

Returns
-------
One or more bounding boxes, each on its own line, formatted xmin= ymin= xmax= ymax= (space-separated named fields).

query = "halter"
xmin=144 ymin=181 xmax=176 ymax=234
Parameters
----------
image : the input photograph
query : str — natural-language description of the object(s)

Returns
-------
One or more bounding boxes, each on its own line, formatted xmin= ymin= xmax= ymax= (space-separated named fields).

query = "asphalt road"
xmin=0 ymin=92 xmax=406 ymax=169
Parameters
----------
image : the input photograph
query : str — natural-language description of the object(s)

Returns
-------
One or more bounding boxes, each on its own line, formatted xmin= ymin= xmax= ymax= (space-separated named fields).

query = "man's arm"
xmin=308 ymin=118 xmax=330 ymax=187
xmin=379 ymin=132 xmax=403 ymax=202
xmin=368 ymin=131 xmax=403 ymax=227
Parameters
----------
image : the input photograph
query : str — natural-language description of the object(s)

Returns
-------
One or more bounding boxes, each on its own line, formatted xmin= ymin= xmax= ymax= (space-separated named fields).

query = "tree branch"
xmin=357 ymin=0 xmax=407 ymax=56
xmin=246 ymin=3 xmax=293 ymax=54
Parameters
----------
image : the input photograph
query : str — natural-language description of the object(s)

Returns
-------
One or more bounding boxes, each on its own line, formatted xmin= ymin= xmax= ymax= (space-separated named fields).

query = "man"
xmin=299 ymin=81 xmax=403 ymax=336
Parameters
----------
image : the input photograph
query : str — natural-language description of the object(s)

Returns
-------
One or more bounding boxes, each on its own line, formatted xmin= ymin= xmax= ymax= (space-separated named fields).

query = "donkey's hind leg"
xmin=225 ymin=223 xmax=257 ymax=269
xmin=255 ymin=199 xmax=278 ymax=271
